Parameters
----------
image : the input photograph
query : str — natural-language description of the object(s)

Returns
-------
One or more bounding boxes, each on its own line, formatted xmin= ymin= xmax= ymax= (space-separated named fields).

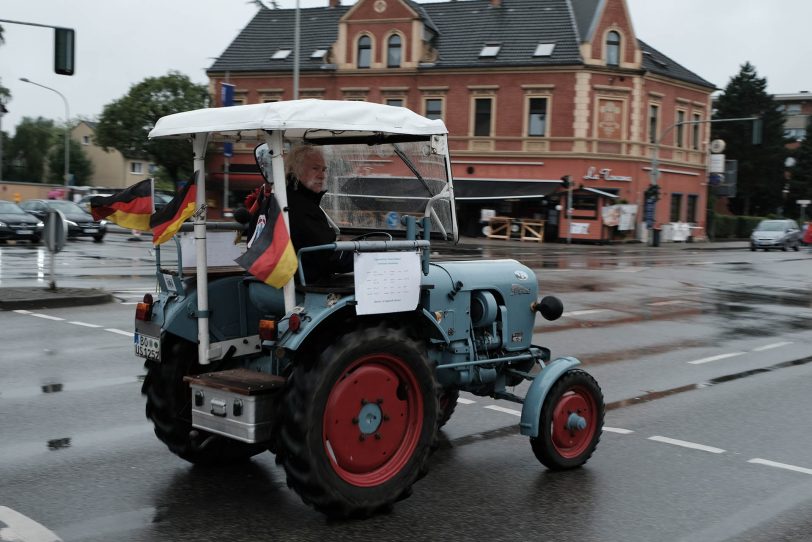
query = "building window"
xmin=692 ymin=113 xmax=702 ymax=150
xmin=527 ymin=97 xmax=548 ymax=137
xmin=82 ymin=135 xmax=90 ymax=145
xmin=606 ymin=31 xmax=620 ymax=67
xmin=425 ymin=98 xmax=443 ymax=120
xmin=479 ymin=44 xmax=501 ymax=58
xmin=573 ymin=194 xmax=599 ymax=218
xmin=670 ymin=193 xmax=683 ymax=222
xmin=533 ymin=43 xmax=555 ymax=57
xmin=676 ymin=110 xmax=686 ymax=147
xmin=687 ymin=194 xmax=698 ymax=223
xmin=474 ymin=98 xmax=493 ymax=137
xmin=357 ymin=35 xmax=371 ymax=68
xmin=387 ymin=35 xmax=402 ymax=68
xmin=386 ymin=98 xmax=404 ymax=108
xmin=130 ymin=162 xmax=143 ymax=174
xmin=648 ymin=104 xmax=659 ymax=144
xmin=272 ymin=49 xmax=291 ymax=60
xmin=310 ymin=49 xmax=327 ymax=60
xmin=787 ymin=104 xmax=802 ymax=115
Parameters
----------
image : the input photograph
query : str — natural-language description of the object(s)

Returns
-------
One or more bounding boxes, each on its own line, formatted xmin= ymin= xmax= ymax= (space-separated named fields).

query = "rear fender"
xmin=519 ymin=356 xmax=581 ymax=438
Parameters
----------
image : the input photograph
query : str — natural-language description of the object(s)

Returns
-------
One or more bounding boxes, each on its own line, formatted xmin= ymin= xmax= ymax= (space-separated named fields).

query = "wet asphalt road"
xmin=1 ymin=235 xmax=811 ymax=541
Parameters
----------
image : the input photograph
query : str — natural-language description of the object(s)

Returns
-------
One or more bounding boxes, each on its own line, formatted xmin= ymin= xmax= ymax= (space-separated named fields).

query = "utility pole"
xmin=561 ymin=175 xmax=573 ymax=244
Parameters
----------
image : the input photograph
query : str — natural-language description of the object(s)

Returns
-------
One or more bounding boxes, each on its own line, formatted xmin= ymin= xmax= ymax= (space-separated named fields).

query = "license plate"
xmin=134 ymin=332 xmax=161 ymax=360
xmin=17 ymin=229 xmax=33 ymax=235
xmin=84 ymin=228 xmax=99 ymax=233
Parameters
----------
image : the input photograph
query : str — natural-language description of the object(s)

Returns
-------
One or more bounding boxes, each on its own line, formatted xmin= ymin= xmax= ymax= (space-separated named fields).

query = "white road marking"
xmin=747 ymin=458 xmax=812 ymax=475
xmin=484 ymin=405 xmax=522 ymax=416
xmin=615 ymin=267 xmax=646 ymax=273
xmin=0 ymin=506 xmax=62 ymax=542
xmin=23 ymin=313 xmax=64 ymax=321
xmin=687 ymin=352 xmax=746 ymax=365
xmin=105 ymin=328 xmax=134 ymax=337
xmin=647 ymin=300 xmax=690 ymax=306
xmin=648 ymin=435 xmax=725 ymax=454
xmin=13 ymin=309 xmax=33 ymax=314
xmin=562 ymin=309 xmax=608 ymax=317
xmin=119 ymin=302 xmax=139 ymax=305
xmin=68 ymin=321 xmax=102 ymax=328
xmin=752 ymin=341 xmax=793 ymax=352
xmin=603 ymin=426 xmax=634 ymax=434
xmin=456 ymin=397 xmax=476 ymax=405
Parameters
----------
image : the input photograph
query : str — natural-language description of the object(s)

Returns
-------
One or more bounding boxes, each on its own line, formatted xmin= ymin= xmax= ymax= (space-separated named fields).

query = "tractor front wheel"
xmin=530 ymin=369 xmax=604 ymax=470
xmin=277 ymin=323 xmax=439 ymax=519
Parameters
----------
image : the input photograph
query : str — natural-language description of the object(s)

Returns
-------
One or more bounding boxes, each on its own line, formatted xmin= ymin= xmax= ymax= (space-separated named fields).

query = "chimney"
xmin=329 ymin=0 xmax=340 ymax=7
xmin=491 ymin=0 xmax=501 ymax=6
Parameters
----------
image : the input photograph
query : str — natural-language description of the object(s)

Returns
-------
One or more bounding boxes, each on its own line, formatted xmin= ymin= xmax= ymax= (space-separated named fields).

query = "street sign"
xmin=708 ymin=173 xmax=724 ymax=186
xmin=797 ymin=199 xmax=811 ymax=205
xmin=709 ymin=154 xmax=725 ymax=173
xmin=644 ymin=198 xmax=656 ymax=229
xmin=44 ymin=209 xmax=67 ymax=253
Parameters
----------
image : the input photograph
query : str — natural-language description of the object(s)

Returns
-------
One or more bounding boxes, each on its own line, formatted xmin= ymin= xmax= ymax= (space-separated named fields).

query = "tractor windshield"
xmin=255 ymin=139 xmax=455 ymax=239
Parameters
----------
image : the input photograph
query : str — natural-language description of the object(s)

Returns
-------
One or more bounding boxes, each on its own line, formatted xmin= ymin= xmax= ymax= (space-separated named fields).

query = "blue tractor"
xmin=134 ymin=100 xmax=604 ymax=518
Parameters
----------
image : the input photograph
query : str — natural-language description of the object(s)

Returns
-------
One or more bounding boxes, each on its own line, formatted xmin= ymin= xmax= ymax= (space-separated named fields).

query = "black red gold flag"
xmin=149 ymin=179 xmax=197 ymax=245
xmin=89 ymin=179 xmax=153 ymax=231
xmin=235 ymin=197 xmax=297 ymax=288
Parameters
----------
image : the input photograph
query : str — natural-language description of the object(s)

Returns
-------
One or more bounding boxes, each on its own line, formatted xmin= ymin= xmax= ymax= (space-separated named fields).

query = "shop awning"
xmin=584 ymin=187 xmax=620 ymax=199
xmin=453 ymin=178 xmax=560 ymax=200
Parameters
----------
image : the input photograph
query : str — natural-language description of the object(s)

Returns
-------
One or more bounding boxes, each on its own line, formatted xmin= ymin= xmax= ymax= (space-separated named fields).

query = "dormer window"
xmin=533 ymin=43 xmax=555 ymax=57
xmin=311 ymin=49 xmax=327 ymax=60
xmin=606 ymin=31 xmax=620 ymax=67
xmin=357 ymin=35 xmax=371 ymax=68
xmin=387 ymin=35 xmax=402 ymax=68
xmin=479 ymin=44 xmax=501 ymax=58
xmin=272 ymin=49 xmax=291 ymax=60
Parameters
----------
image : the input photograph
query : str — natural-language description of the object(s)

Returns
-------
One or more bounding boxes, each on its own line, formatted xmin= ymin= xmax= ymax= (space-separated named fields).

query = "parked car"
xmin=749 ymin=219 xmax=801 ymax=251
xmin=0 ymin=200 xmax=44 ymax=244
xmin=19 ymin=199 xmax=107 ymax=242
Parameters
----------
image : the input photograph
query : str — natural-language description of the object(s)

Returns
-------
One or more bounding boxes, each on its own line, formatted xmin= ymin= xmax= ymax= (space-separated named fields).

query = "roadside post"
xmin=43 ymin=209 xmax=67 ymax=290
xmin=798 ymin=200 xmax=810 ymax=224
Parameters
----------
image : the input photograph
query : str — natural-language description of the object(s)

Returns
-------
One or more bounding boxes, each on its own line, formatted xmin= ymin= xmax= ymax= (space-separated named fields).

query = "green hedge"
xmin=711 ymin=214 xmax=766 ymax=239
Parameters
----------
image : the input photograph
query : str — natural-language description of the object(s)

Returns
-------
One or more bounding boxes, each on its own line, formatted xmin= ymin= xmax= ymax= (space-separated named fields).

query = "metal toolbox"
xmin=184 ymin=369 xmax=286 ymax=444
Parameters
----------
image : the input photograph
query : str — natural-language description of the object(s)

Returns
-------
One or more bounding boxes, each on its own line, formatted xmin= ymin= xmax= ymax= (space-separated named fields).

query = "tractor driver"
xmin=284 ymin=145 xmax=352 ymax=284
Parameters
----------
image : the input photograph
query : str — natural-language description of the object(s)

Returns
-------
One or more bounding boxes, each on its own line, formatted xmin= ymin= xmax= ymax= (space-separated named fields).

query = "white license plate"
xmin=134 ymin=332 xmax=161 ymax=360
xmin=84 ymin=228 xmax=99 ymax=233
xmin=17 ymin=230 xmax=33 ymax=235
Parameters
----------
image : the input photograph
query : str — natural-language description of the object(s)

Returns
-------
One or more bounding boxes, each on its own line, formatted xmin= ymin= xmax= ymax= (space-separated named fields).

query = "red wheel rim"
xmin=323 ymin=352 xmax=423 ymax=487
xmin=549 ymin=385 xmax=598 ymax=459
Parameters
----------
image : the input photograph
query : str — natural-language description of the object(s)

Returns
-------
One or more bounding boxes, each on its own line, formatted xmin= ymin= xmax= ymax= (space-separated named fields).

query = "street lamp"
xmin=20 ymin=77 xmax=71 ymax=200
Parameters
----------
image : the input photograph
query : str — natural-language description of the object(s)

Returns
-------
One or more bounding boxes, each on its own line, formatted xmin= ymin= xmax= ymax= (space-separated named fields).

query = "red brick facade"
xmin=207 ymin=0 xmax=713 ymax=243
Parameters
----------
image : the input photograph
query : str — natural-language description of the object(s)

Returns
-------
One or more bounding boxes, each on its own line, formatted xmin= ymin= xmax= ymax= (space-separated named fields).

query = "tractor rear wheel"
xmin=530 ymin=369 xmax=604 ymax=470
xmin=438 ymin=388 xmax=459 ymax=428
xmin=276 ymin=323 xmax=439 ymax=519
xmin=142 ymin=336 xmax=265 ymax=465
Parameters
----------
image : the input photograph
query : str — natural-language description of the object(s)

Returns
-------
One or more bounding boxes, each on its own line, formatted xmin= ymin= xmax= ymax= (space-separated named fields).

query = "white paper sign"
xmin=569 ymin=222 xmax=590 ymax=235
xmin=354 ymin=252 xmax=421 ymax=315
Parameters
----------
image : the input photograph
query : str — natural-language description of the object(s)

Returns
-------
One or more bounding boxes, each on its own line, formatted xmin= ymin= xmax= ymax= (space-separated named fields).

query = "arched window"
xmin=606 ymin=31 xmax=620 ymax=67
xmin=387 ymin=34 xmax=402 ymax=68
xmin=357 ymin=35 xmax=371 ymax=68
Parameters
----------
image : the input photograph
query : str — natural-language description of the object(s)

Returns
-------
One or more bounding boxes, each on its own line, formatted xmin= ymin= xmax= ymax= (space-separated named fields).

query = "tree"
xmin=5 ymin=117 xmax=56 ymax=182
xmin=789 ymin=120 xmax=812 ymax=215
xmin=47 ymin=137 xmax=94 ymax=185
xmin=712 ymin=62 xmax=787 ymax=216
xmin=95 ymin=71 xmax=208 ymax=184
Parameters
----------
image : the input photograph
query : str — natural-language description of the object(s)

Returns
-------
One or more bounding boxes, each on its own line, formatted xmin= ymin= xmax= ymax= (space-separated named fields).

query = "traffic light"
xmin=560 ymin=175 xmax=571 ymax=189
xmin=54 ymin=27 xmax=75 ymax=75
xmin=645 ymin=184 xmax=661 ymax=202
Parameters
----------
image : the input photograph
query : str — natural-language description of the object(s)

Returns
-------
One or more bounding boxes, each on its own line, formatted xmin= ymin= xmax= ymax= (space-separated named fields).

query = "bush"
xmin=711 ymin=214 xmax=765 ymax=239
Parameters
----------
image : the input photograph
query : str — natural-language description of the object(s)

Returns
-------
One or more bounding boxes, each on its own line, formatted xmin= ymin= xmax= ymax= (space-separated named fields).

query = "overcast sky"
xmin=2 ymin=0 xmax=811 ymax=135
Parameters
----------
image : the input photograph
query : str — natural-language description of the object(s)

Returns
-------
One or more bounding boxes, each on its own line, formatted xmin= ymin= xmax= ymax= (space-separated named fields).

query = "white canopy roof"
xmin=149 ymin=99 xmax=447 ymax=141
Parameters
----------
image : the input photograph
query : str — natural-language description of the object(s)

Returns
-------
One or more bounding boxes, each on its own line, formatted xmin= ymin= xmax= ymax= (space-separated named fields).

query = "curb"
xmin=0 ymin=287 xmax=113 ymax=311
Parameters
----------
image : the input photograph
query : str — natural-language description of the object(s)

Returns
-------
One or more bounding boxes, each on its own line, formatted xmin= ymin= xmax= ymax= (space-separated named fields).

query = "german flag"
xmin=90 ymin=179 xmax=153 ymax=231
xmin=149 ymin=179 xmax=197 ymax=245
xmin=235 ymin=197 xmax=297 ymax=288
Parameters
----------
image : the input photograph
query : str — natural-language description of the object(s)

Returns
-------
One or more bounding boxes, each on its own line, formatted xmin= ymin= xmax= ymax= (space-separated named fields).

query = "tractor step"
xmin=184 ymin=369 xmax=286 ymax=444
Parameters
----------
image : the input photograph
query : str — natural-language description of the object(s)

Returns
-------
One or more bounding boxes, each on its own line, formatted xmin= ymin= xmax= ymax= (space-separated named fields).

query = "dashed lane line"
xmin=603 ymin=426 xmax=634 ymax=434
xmin=12 ymin=310 xmax=64 ymax=321
xmin=68 ymin=321 xmax=102 ymax=328
xmin=0 ymin=506 xmax=62 ymax=542
xmin=105 ymin=328 xmax=134 ymax=337
xmin=456 ymin=397 xmax=476 ymax=405
xmin=747 ymin=458 xmax=812 ymax=476
xmin=647 ymin=300 xmax=691 ymax=306
xmin=752 ymin=341 xmax=794 ymax=352
xmin=648 ymin=435 xmax=725 ymax=454
xmin=687 ymin=352 xmax=746 ymax=365
xmin=562 ymin=309 xmax=608 ymax=318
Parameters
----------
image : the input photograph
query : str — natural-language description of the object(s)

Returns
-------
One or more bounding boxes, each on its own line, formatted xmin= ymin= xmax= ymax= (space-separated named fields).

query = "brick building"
xmin=206 ymin=0 xmax=714 ymax=242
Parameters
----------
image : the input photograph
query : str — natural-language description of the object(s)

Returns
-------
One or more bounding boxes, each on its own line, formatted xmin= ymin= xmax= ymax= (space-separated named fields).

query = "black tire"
xmin=142 ymin=336 xmax=265 ymax=465
xmin=30 ymin=235 xmax=41 ymax=245
xmin=276 ymin=322 xmax=439 ymax=519
xmin=530 ymin=369 xmax=604 ymax=470
xmin=438 ymin=388 xmax=459 ymax=428
xmin=793 ymin=242 xmax=800 ymax=252
xmin=93 ymin=234 xmax=105 ymax=243
xmin=750 ymin=245 xmax=756 ymax=252
xmin=781 ymin=242 xmax=788 ymax=252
